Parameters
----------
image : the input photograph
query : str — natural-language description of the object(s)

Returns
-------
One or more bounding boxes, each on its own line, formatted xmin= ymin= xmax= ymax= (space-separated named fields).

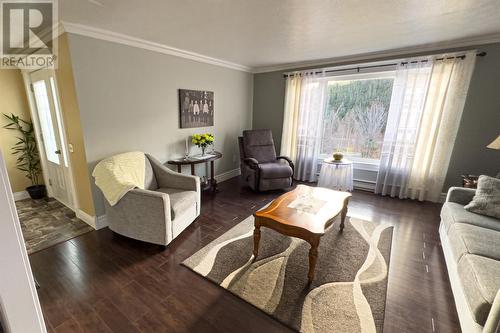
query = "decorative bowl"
xmin=332 ymin=152 xmax=344 ymax=161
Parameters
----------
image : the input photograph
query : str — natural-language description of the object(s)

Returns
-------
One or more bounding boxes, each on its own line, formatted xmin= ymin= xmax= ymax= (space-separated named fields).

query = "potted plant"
xmin=191 ymin=133 xmax=214 ymax=156
xmin=3 ymin=113 xmax=46 ymax=199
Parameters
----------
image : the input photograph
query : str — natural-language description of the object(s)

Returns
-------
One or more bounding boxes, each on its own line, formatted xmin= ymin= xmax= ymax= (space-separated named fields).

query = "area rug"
xmin=16 ymin=198 xmax=94 ymax=254
xmin=183 ymin=214 xmax=393 ymax=333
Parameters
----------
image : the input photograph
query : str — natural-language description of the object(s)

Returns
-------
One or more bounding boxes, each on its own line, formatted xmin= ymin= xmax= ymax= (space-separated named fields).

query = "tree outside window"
xmin=321 ymin=77 xmax=394 ymax=161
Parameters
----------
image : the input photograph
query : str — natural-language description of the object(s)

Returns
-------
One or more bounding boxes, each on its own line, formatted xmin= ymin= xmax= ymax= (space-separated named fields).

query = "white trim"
xmin=95 ymin=215 xmax=108 ymax=230
xmin=75 ymin=209 xmax=96 ymax=229
xmin=214 ymin=168 xmax=241 ymax=183
xmin=13 ymin=191 xmax=30 ymax=201
xmin=60 ymin=21 xmax=253 ymax=73
xmin=0 ymin=152 xmax=46 ymax=333
xmin=253 ymin=33 xmax=500 ymax=73
xmin=53 ymin=21 xmax=65 ymax=38
xmin=56 ymin=22 xmax=500 ymax=74
xmin=48 ymin=71 xmax=79 ymax=211
xmin=37 ymin=21 xmax=65 ymax=44
xmin=76 ymin=209 xmax=108 ymax=230
xmin=20 ymin=70 xmax=52 ymax=197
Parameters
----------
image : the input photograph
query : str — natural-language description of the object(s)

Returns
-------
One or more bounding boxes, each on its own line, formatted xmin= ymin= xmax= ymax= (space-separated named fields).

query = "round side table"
xmin=317 ymin=158 xmax=353 ymax=192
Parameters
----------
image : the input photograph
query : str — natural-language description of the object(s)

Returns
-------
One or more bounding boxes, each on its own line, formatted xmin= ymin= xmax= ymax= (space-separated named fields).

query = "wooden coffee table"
xmin=253 ymin=185 xmax=351 ymax=283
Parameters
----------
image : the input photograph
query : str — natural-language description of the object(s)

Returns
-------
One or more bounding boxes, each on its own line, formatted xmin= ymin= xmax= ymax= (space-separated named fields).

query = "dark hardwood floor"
xmin=29 ymin=177 xmax=461 ymax=333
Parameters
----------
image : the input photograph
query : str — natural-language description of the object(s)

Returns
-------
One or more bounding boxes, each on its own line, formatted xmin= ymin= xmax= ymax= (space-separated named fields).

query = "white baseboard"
xmin=95 ymin=215 xmax=108 ymax=229
xmin=76 ymin=209 xmax=108 ymax=230
xmin=215 ymin=168 xmax=241 ymax=183
xmin=13 ymin=191 xmax=29 ymax=201
xmin=76 ymin=209 xmax=97 ymax=229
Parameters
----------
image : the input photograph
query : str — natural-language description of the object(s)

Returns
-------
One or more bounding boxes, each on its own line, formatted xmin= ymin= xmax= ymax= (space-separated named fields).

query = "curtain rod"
xmin=283 ymin=51 xmax=487 ymax=78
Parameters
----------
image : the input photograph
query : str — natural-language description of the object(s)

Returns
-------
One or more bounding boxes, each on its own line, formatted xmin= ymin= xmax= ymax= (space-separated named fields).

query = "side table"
xmin=167 ymin=151 xmax=222 ymax=192
xmin=317 ymin=158 xmax=353 ymax=192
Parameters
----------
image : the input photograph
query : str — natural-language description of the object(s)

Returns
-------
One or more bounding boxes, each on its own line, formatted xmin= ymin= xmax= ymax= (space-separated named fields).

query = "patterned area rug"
xmin=16 ymin=198 xmax=94 ymax=254
xmin=183 ymin=214 xmax=393 ymax=333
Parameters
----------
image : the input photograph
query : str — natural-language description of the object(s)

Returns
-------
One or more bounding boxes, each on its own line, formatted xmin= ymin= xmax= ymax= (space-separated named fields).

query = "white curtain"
xmin=376 ymin=52 xmax=476 ymax=201
xmin=281 ymin=72 xmax=326 ymax=182
xmin=280 ymin=74 xmax=302 ymax=162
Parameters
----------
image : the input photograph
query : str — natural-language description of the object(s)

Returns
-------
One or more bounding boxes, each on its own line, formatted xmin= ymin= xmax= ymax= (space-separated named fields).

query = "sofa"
xmin=104 ymin=154 xmax=200 ymax=246
xmin=238 ymin=129 xmax=294 ymax=191
xmin=439 ymin=187 xmax=500 ymax=333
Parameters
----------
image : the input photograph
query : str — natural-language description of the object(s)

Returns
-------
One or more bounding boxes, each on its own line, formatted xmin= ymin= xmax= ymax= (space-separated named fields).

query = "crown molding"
xmin=57 ymin=21 xmax=500 ymax=75
xmin=60 ymin=21 xmax=253 ymax=73
xmin=54 ymin=21 xmax=65 ymax=38
xmin=252 ymin=33 xmax=500 ymax=73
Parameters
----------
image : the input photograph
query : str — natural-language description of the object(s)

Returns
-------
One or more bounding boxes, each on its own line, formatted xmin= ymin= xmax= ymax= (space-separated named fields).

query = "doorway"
xmin=26 ymin=69 xmax=76 ymax=209
xmin=13 ymin=68 xmax=93 ymax=254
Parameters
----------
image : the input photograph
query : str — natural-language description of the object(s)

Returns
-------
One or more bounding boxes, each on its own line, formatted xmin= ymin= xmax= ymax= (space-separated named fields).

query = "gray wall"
xmin=253 ymin=43 xmax=500 ymax=192
xmin=67 ymin=34 xmax=253 ymax=216
xmin=445 ymin=44 xmax=500 ymax=188
xmin=253 ymin=70 xmax=286 ymax=151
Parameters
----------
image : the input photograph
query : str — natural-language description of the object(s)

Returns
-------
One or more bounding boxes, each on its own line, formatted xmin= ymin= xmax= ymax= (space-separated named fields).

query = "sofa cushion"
xmin=458 ymin=254 xmax=500 ymax=326
xmin=259 ymin=163 xmax=293 ymax=179
xmin=441 ymin=202 xmax=500 ymax=233
xmin=157 ymin=188 xmax=197 ymax=220
xmin=465 ymin=175 xmax=500 ymax=220
xmin=448 ymin=223 xmax=500 ymax=262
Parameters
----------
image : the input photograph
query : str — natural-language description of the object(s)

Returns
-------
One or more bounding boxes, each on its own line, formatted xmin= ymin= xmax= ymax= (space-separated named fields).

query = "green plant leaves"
xmin=3 ymin=113 xmax=41 ymax=185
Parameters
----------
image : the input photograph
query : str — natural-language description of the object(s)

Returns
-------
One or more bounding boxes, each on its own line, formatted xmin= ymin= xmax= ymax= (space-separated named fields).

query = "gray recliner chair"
xmin=238 ymin=129 xmax=294 ymax=191
xmin=104 ymin=154 xmax=200 ymax=246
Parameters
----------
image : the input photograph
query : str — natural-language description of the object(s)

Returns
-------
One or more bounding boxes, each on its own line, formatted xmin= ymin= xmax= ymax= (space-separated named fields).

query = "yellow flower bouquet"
xmin=192 ymin=133 xmax=214 ymax=155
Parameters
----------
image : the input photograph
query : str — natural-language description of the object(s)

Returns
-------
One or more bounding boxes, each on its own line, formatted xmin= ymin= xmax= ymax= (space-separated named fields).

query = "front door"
xmin=29 ymin=70 xmax=73 ymax=208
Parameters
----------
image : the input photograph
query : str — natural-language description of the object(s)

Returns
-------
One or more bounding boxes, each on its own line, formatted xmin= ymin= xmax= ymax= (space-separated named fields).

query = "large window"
xmin=320 ymin=73 xmax=394 ymax=163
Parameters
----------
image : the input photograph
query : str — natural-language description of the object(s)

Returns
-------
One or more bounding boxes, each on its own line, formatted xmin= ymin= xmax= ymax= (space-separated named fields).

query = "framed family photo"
xmin=179 ymin=89 xmax=214 ymax=128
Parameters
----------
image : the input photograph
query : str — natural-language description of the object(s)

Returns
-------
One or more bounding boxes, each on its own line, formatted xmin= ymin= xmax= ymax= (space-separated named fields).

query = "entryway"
xmin=12 ymin=68 xmax=93 ymax=253
xmin=16 ymin=197 xmax=93 ymax=254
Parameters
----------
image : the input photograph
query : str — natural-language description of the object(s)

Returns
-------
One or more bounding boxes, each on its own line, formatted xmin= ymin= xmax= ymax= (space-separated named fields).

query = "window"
xmin=32 ymin=80 xmax=60 ymax=165
xmin=320 ymin=72 xmax=395 ymax=163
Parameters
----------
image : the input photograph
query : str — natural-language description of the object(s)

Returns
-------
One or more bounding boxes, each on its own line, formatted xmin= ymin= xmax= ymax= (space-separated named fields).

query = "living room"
xmin=0 ymin=1 xmax=499 ymax=333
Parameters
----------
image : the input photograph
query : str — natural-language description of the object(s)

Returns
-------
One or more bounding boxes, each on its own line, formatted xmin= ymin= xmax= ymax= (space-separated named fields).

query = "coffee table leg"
xmin=253 ymin=225 xmax=261 ymax=259
xmin=340 ymin=197 xmax=349 ymax=232
xmin=308 ymin=237 xmax=320 ymax=284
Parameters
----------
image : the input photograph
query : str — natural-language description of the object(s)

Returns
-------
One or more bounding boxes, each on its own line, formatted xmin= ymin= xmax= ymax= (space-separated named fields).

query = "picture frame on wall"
xmin=179 ymin=89 xmax=214 ymax=128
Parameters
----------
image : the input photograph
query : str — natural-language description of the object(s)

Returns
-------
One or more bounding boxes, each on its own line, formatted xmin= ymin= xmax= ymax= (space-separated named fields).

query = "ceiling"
xmin=59 ymin=0 xmax=500 ymax=72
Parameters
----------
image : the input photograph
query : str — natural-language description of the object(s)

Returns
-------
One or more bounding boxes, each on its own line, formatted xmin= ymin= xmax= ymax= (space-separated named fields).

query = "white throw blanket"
xmin=92 ymin=151 xmax=146 ymax=206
